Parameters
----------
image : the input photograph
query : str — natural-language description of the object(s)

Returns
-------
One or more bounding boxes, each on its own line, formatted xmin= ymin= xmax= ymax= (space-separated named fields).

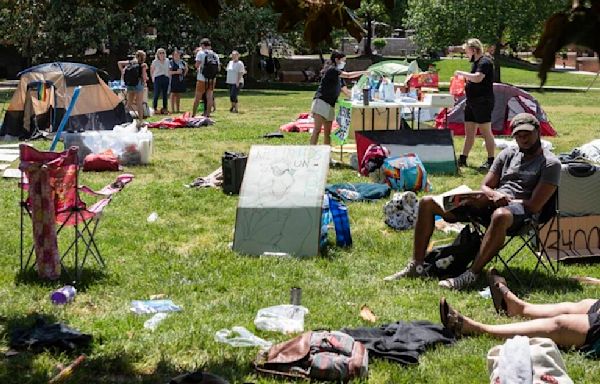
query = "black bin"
xmin=221 ymin=151 xmax=247 ymax=195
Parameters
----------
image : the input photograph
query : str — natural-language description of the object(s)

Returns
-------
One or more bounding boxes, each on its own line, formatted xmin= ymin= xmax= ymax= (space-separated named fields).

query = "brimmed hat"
xmin=510 ymin=113 xmax=540 ymax=135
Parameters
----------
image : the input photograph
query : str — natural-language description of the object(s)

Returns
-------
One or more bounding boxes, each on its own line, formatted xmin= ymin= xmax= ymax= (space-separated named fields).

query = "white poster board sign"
xmin=233 ymin=145 xmax=330 ymax=257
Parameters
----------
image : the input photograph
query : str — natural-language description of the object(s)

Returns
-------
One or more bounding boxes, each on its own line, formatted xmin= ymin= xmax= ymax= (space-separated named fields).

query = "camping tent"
xmin=435 ymin=83 xmax=556 ymax=136
xmin=0 ymin=62 xmax=130 ymax=139
xmin=355 ymin=60 xmax=420 ymax=89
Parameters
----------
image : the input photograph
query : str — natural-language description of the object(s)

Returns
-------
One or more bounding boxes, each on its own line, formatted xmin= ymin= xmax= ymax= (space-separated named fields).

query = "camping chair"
xmin=19 ymin=144 xmax=133 ymax=282
xmin=472 ymin=191 xmax=560 ymax=289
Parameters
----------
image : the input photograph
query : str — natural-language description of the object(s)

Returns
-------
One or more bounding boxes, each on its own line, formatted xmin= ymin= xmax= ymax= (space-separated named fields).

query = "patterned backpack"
xmin=381 ymin=153 xmax=431 ymax=192
xmin=254 ymin=331 xmax=368 ymax=382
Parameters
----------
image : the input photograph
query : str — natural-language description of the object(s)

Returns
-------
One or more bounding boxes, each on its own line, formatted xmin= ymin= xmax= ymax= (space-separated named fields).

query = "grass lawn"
xmin=0 ymin=86 xmax=599 ymax=383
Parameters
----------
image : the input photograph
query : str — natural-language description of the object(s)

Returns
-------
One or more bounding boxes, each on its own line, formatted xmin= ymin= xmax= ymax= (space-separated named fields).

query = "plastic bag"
xmin=254 ymin=304 xmax=309 ymax=334
xmin=214 ymin=326 xmax=272 ymax=348
xmin=449 ymin=75 xmax=466 ymax=98
xmin=130 ymin=299 xmax=182 ymax=314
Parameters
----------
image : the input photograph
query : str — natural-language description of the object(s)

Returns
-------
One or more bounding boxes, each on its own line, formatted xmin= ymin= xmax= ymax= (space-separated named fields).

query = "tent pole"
xmin=50 ymin=86 xmax=81 ymax=152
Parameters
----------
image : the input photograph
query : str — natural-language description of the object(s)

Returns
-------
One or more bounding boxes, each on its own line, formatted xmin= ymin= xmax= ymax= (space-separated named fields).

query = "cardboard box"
xmin=350 ymin=106 xmax=401 ymax=132
xmin=540 ymin=215 xmax=600 ymax=261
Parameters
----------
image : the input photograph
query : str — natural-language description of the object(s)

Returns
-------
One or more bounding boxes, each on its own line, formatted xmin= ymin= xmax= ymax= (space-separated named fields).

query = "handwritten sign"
xmin=333 ymin=100 xmax=352 ymax=144
xmin=540 ymin=215 xmax=600 ymax=261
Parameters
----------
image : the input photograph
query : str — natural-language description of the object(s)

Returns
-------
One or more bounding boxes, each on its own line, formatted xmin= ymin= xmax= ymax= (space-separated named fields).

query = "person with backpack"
xmin=225 ymin=50 xmax=245 ymax=113
xmin=118 ymin=50 xmax=148 ymax=126
xmin=192 ymin=38 xmax=220 ymax=118
xmin=169 ymin=49 xmax=188 ymax=114
xmin=150 ymin=47 xmax=171 ymax=115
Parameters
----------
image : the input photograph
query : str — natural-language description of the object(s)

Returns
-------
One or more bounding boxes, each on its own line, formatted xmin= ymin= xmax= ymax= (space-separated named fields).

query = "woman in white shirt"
xmin=150 ymin=47 xmax=171 ymax=114
xmin=225 ymin=50 xmax=245 ymax=113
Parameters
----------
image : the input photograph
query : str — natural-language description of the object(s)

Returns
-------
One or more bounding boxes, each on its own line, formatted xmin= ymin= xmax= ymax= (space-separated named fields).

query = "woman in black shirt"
xmin=454 ymin=38 xmax=496 ymax=171
xmin=310 ymin=51 xmax=367 ymax=145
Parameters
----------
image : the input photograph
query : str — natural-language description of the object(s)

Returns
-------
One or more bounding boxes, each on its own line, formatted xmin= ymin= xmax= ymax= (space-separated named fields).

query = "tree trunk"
xmin=493 ymin=41 xmax=502 ymax=83
xmin=363 ymin=13 xmax=373 ymax=57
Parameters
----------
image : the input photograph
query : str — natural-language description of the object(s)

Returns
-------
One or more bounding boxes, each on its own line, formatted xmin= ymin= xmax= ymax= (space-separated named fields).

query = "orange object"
xmin=449 ymin=75 xmax=466 ymax=98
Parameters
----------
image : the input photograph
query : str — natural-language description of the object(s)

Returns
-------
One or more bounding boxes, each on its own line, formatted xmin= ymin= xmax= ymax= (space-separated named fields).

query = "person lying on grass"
xmin=439 ymin=269 xmax=600 ymax=357
xmin=384 ymin=113 xmax=561 ymax=290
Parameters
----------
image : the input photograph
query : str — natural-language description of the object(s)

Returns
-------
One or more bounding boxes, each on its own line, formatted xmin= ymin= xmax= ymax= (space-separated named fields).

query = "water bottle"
xmin=144 ymin=312 xmax=169 ymax=331
xmin=50 ymin=285 xmax=77 ymax=305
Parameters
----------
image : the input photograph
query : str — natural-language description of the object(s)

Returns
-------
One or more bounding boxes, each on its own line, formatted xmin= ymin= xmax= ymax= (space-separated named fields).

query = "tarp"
xmin=1 ymin=62 xmax=130 ymax=139
xmin=356 ymin=60 xmax=420 ymax=89
xmin=435 ymin=83 xmax=556 ymax=136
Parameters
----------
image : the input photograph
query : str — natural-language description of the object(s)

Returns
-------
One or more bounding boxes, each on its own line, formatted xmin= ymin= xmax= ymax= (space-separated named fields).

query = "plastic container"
xmin=50 ymin=285 xmax=77 ymax=305
xmin=63 ymin=130 xmax=153 ymax=165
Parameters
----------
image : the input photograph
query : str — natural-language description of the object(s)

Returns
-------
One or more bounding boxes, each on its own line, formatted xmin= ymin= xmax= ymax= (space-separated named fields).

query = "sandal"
xmin=439 ymin=297 xmax=464 ymax=337
xmin=487 ymin=268 xmax=511 ymax=315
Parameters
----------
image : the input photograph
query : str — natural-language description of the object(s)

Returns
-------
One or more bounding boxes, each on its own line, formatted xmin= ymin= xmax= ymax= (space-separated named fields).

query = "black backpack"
xmin=202 ymin=51 xmax=219 ymax=80
xmin=424 ymin=225 xmax=481 ymax=278
xmin=123 ymin=62 xmax=141 ymax=86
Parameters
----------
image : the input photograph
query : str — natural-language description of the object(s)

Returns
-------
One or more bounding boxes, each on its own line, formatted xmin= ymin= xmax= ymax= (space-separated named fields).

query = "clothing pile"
xmin=383 ymin=191 xmax=419 ymax=230
xmin=559 ymin=139 xmax=600 ymax=164
xmin=279 ymin=112 xmax=340 ymax=133
xmin=147 ymin=113 xmax=214 ymax=129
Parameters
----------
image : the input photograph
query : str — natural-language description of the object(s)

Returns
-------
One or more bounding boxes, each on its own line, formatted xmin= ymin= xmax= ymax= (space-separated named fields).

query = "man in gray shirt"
xmin=384 ymin=113 xmax=561 ymax=290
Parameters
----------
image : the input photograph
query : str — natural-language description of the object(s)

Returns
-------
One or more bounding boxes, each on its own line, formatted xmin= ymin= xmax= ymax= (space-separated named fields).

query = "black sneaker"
xmin=478 ymin=161 xmax=492 ymax=172
xmin=457 ymin=155 xmax=467 ymax=167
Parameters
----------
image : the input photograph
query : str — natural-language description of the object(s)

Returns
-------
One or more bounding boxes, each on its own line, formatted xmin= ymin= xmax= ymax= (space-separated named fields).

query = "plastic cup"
xmin=50 ymin=285 xmax=77 ymax=305
xmin=290 ymin=287 xmax=302 ymax=306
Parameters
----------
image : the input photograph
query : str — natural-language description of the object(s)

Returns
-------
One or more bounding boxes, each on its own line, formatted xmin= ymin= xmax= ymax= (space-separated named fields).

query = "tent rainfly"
xmin=0 ymin=62 xmax=130 ymax=139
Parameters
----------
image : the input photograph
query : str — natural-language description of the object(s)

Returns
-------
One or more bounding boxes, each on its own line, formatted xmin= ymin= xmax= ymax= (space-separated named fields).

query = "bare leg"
xmin=478 ymin=122 xmax=495 ymax=158
xmin=310 ymin=114 xmax=325 ymax=145
xmin=469 ymin=207 xmax=513 ymax=274
xmin=461 ymin=313 xmax=590 ymax=348
xmin=126 ymin=92 xmax=136 ymax=117
xmin=135 ymin=91 xmax=144 ymax=124
xmin=170 ymin=93 xmax=176 ymax=113
xmin=503 ymin=291 xmax=597 ymax=319
xmin=322 ymin=120 xmax=333 ymax=145
xmin=205 ymin=89 xmax=214 ymax=117
xmin=413 ymin=197 xmax=457 ymax=264
xmin=462 ymin=121 xmax=477 ymax=157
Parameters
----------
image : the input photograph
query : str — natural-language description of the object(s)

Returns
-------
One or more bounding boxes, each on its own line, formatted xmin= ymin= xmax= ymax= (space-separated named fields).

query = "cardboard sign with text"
xmin=540 ymin=215 xmax=600 ymax=261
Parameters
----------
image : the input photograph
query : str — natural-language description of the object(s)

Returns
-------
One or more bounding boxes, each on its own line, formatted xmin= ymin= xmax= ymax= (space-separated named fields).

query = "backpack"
xmin=424 ymin=225 xmax=481 ymax=278
xmin=381 ymin=153 xmax=431 ymax=192
xmin=123 ymin=62 xmax=141 ymax=87
xmin=255 ymin=331 xmax=368 ymax=382
xmin=202 ymin=51 xmax=219 ymax=80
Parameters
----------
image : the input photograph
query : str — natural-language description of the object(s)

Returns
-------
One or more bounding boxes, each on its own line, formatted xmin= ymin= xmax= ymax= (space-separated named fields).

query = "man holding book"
xmin=384 ymin=113 xmax=561 ymax=290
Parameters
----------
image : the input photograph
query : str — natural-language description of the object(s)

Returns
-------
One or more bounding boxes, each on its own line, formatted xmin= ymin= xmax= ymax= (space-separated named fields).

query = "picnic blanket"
xmin=279 ymin=112 xmax=339 ymax=133
xmin=147 ymin=113 xmax=214 ymax=129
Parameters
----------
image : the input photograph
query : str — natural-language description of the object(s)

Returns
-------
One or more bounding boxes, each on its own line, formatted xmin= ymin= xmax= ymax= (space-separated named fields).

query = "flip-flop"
xmin=439 ymin=297 xmax=463 ymax=337
xmin=487 ymin=268 xmax=510 ymax=315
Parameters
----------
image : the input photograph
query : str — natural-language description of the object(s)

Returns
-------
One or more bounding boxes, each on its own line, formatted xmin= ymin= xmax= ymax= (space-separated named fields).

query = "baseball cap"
xmin=510 ymin=113 xmax=539 ymax=135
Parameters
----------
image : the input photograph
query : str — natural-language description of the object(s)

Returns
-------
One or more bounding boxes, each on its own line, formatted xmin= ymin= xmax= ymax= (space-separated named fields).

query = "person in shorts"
xmin=440 ymin=276 xmax=600 ymax=359
xmin=309 ymin=50 xmax=368 ymax=145
xmin=384 ymin=113 xmax=561 ymax=290
xmin=118 ymin=50 xmax=148 ymax=126
xmin=454 ymin=38 xmax=496 ymax=170
xmin=192 ymin=38 xmax=220 ymax=118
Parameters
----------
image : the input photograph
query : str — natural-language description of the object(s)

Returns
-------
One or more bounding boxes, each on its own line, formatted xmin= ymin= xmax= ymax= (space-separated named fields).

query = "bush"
xmin=372 ymin=38 xmax=387 ymax=50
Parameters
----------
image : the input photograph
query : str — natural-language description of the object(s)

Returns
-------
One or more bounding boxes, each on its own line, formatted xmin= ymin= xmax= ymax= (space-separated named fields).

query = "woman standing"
xmin=169 ymin=49 xmax=188 ymax=114
xmin=150 ymin=48 xmax=171 ymax=115
xmin=118 ymin=50 xmax=148 ymax=125
xmin=225 ymin=50 xmax=245 ymax=113
xmin=310 ymin=51 xmax=367 ymax=145
xmin=454 ymin=38 xmax=495 ymax=171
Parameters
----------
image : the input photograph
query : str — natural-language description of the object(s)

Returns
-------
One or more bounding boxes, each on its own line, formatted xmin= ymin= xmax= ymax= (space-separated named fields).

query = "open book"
xmin=431 ymin=185 xmax=484 ymax=213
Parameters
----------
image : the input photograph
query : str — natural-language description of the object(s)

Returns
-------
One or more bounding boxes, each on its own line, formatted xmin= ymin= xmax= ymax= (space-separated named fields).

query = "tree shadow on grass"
xmin=488 ymin=265 xmax=583 ymax=297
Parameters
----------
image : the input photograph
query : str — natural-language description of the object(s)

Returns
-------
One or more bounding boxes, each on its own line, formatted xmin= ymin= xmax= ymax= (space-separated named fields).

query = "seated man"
xmin=439 ymin=270 xmax=600 ymax=357
xmin=384 ymin=113 xmax=561 ymax=290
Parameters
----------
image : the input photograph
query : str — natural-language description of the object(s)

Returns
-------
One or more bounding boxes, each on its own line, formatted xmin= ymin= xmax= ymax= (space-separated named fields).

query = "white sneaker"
xmin=439 ymin=270 xmax=478 ymax=290
xmin=384 ymin=261 xmax=426 ymax=281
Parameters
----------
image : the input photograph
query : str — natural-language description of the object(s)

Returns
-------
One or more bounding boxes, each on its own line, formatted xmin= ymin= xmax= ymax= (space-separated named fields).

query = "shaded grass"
xmin=0 ymin=88 xmax=599 ymax=383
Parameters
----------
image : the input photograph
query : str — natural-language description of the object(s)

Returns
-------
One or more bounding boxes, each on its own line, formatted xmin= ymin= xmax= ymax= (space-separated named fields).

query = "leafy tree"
xmin=356 ymin=0 xmax=388 ymax=56
xmin=405 ymin=0 xmax=569 ymax=81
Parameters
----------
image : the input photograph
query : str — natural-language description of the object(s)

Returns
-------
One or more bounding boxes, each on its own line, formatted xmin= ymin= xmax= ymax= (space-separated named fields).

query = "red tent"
xmin=435 ymin=83 xmax=556 ymax=136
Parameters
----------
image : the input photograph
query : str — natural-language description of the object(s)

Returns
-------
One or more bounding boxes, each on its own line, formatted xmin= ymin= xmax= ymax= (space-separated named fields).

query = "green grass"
xmin=432 ymin=58 xmax=598 ymax=88
xmin=0 ymin=88 xmax=600 ymax=383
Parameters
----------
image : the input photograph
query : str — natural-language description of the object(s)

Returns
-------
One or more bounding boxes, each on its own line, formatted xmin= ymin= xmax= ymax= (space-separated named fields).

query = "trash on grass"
xmin=479 ymin=286 xmax=492 ymax=299
xmin=130 ymin=299 xmax=181 ymax=314
xmin=360 ymin=305 xmax=378 ymax=323
xmin=254 ymin=304 xmax=309 ymax=334
xmin=144 ymin=313 xmax=169 ymax=331
xmin=147 ymin=212 xmax=159 ymax=223
xmin=214 ymin=326 xmax=271 ymax=348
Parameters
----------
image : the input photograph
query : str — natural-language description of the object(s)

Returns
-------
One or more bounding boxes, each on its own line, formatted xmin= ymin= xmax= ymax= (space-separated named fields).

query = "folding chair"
xmin=19 ymin=144 xmax=133 ymax=282
xmin=473 ymin=191 xmax=560 ymax=288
